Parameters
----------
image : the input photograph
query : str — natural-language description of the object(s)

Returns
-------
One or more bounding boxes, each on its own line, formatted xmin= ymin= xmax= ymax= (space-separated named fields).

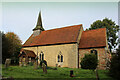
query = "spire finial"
xmin=33 ymin=11 xmax=44 ymax=31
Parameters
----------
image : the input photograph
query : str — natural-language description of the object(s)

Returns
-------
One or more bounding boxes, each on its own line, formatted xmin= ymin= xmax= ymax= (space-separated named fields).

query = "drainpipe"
xmin=37 ymin=46 xmax=38 ymax=66
xmin=105 ymin=47 xmax=107 ymax=69
xmin=78 ymin=48 xmax=79 ymax=68
xmin=78 ymin=45 xmax=79 ymax=68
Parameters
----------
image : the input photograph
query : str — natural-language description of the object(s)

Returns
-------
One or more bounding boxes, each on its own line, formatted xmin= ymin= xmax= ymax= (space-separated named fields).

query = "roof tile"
xmin=23 ymin=24 xmax=82 ymax=47
xmin=79 ymin=28 xmax=106 ymax=48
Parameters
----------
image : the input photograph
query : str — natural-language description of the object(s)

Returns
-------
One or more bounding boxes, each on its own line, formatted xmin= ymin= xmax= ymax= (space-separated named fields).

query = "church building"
xmin=19 ymin=12 xmax=111 ymax=69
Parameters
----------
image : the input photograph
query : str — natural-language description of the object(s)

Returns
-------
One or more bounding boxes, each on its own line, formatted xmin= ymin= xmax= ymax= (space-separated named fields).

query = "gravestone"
xmin=5 ymin=59 xmax=11 ymax=68
xmin=33 ymin=62 xmax=38 ymax=69
xmin=56 ymin=64 xmax=58 ymax=67
xmin=19 ymin=62 xmax=22 ymax=67
xmin=24 ymin=62 xmax=27 ymax=66
xmin=42 ymin=63 xmax=47 ymax=74
xmin=70 ymin=70 xmax=74 ymax=77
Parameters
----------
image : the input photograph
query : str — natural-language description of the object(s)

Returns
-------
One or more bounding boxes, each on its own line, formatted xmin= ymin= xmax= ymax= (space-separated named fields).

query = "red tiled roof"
xmin=19 ymin=49 xmax=36 ymax=57
xmin=79 ymin=28 xmax=106 ymax=48
xmin=23 ymin=24 xmax=82 ymax=47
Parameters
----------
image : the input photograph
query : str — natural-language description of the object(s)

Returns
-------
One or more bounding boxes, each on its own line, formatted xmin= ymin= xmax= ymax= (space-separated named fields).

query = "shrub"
xmin=109 ymin=45 xmax=120 ymax=80
xmin=80 ymin=54 xmax=98 ymax=71
xmin=40 ymin=60 xmax=47 ymax=67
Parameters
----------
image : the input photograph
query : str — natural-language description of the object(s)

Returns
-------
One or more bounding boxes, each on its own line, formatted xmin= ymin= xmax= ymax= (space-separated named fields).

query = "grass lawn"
xmin=2 ymin=65 xmax=115 ymax=80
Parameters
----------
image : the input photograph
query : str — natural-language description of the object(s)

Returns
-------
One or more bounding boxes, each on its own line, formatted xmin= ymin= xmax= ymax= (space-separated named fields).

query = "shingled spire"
xmin=33 ymin=11 xmax=44 ymax=31
xmin=33 ymin=11 xmax=44 ymax=36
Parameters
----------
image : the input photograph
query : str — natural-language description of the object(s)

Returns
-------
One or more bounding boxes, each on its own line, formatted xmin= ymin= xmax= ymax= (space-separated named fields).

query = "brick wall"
xmin=79 ymin=47 xmax=110 ymax=70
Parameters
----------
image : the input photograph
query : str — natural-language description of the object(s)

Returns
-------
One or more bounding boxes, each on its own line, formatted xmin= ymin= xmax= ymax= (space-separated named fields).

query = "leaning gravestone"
xmin=5 ymin=59 xmax=11 ymax=68
xmin=42 ymin=63 xmax=47 ymax=74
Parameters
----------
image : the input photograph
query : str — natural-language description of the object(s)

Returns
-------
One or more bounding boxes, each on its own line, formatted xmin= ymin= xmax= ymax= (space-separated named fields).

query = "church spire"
xmin=33 ymin=11 xmax=44 ymax=31
xmin=33 ymin=11 xmax=44 ymax=36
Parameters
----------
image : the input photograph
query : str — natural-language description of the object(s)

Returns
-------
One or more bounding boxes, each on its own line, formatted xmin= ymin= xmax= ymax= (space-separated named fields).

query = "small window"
xmin=58 ymin=55 xmax=60 ymax=62
xmin=90 ymin=49 xmax=98 ymax=58
xmin=94 ymin=50 xmax=97 ymax=56
xmin=91 ymin=50 xmax=94 ymax=54
xmin=42 ymin=54 xmax=44 ymax=60
xmin=57 ymin=51 xmax=63 ymax=62
xmin=39 ymin=54 xmax=41 ymax=61
xmin=40 ymin=51 xmax=44 ymax=61
xmin=61 ymin=55 xmax=63 ymax=62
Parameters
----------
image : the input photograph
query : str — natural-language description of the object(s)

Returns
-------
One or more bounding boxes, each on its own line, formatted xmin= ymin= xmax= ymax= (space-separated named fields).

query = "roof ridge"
xmin=42 ymin=24 xmax=82 ymax=32
xmin=84 ymin=27 xmax=106 ymax=32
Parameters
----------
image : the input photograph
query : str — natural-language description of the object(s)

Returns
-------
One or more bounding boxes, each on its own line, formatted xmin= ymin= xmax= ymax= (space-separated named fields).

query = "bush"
xmin=40 ymin=60 xmax=47 ymax=67
xmin=80 ymin=54 xmax=98 ymax=71
xmin=109 ymin=45 xmax=120 ymax=80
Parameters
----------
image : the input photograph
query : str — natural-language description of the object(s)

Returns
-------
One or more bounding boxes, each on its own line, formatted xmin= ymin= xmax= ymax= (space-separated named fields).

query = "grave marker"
xmin=5 ymin=59 xmax=11 ymax=68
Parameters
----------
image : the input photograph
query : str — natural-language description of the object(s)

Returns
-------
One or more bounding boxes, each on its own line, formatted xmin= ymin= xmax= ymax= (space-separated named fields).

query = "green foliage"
xmin=1 ymin=31 xmax=10 ymax=64
xmin=80 ymin=54 xmax=98 ymax=71
xmin=109 ymin=45 xmax=120 ymax=80
xmin=88 ymin=18 xmax=119 ymax=52
xmin=40 ymin=60 xmax=47 ymax=67
xmin=6 ymin=32 xmax=22 ymax=65
xmin=2 ymin=31 xmax=22 ymax=64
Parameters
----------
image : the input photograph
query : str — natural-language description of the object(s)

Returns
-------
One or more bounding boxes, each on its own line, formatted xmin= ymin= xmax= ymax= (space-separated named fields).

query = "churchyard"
xmin=2 ymin=65 xmax=114 ymax=80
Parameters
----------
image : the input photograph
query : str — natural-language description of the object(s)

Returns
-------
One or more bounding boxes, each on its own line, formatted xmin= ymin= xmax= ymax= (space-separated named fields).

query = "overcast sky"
xmin=1 ymin=2 xmax=118 ymax=43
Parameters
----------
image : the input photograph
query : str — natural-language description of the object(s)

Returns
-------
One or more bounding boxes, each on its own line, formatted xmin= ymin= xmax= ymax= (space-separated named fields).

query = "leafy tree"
xmin=109 ymin=45 xmax=120 ymax=80
xmin=80 ymin=54 xmax=98 ymax=71
xmin=88 ymin=18 xmax=119 ymax=52
xmin=3 ymin=32 xmax=22 ymax=64
xmin=1 ymin=31 xmax=10 ymax=64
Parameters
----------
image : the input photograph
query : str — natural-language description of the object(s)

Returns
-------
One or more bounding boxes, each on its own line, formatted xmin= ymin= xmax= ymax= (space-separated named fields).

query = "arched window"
xmin=90 ymin=49 xmax=98 ymax=58
xmin=40 ymin=51 xmax=44 ymax=61
xmin=91 ymin=50 xmax=94 ymax=54
xmin=61 ymin=55 xmax=63 ymax=62
xmin=94 ymin=50 xmax=97 ymax=56
xmin=58 ymin=55 xmax=60 ymax=62
xmin=57 ymin=51 xmax=63 ymax=62
xmin=42 ymin=54 xmax=44 ymax=60
xmin=39 ymin=54 xmax=41 ymax=61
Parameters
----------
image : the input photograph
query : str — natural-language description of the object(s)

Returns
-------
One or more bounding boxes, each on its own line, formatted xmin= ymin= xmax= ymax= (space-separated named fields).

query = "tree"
xmin=1 ymin=31 xmax=10 ymax=64
xmin=109 ymin=45 xmax=120 ymax=80
xmin=80 ymin=54 xmax=98 ymax=71
xmin=88 ymin=18 xmax=119 ymax=52
xmin=3 ymin=32 xmax=22 ymax=64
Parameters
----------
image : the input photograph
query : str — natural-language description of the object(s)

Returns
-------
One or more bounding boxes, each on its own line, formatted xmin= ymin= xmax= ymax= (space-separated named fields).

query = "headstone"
xmin=70 ymin=70 xmax=74 ymax=77
xmin=5 ymin=59 xmax=11 ymax=68
xmin=24 ymin=62 xmax=27 ymax=66
xmin=42 ymin=63 xmax=47 ymax=74
xmin=56 ymin=64 xmax=58 ymax=67
xmin=19 ymin=62 xmax=22 ymax=67
xmin=33 ymin=62 xmax=38 ymax=69
xmin=19 ymin=57 xmax=22 ymax=67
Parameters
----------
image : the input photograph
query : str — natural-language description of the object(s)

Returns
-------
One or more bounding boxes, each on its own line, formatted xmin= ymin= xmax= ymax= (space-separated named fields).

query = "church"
xmin=19 ymin=12 xmax=111 ymax=69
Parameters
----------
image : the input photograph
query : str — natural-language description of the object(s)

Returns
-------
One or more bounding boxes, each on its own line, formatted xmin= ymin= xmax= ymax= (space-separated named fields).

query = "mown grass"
xmin=2 ymin=65 xmax=115 ymax=80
